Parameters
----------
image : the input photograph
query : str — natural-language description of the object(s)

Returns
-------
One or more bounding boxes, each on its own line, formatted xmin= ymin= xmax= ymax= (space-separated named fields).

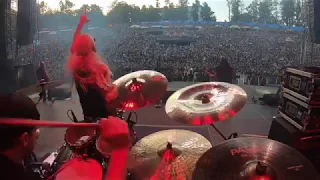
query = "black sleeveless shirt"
xmin=75 ymin=80 xmax=115 ymax=119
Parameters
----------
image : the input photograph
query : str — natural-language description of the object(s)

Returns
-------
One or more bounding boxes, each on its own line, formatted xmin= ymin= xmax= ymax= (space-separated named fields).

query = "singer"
xmin=67 ymin=13 xmax=117 ymax=121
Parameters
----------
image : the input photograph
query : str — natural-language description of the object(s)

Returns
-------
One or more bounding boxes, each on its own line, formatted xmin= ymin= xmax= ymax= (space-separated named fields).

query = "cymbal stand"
xmin=210 ymin=124 xmax=238 ymax=140
xmin=201 ymin=95 xmax=225 ymax=140
xmin=210 ymin=124 xmax=227 ymax=140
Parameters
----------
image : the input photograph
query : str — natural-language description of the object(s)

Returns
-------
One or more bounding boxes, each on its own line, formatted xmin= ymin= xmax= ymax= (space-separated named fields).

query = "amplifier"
xmin=282 ymin=67 xmax=320 ymax=104
xmin=279 ymin=92 xmax=320 ymax=132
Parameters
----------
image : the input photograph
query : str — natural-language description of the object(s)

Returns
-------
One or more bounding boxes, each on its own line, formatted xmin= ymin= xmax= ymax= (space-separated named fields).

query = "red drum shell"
xmin=55 ymin=158 xmax=102 ymax=180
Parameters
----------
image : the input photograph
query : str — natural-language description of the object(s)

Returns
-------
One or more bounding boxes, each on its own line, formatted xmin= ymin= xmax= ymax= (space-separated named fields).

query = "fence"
xmin=237 ymin=74 xmax=280 ymax=87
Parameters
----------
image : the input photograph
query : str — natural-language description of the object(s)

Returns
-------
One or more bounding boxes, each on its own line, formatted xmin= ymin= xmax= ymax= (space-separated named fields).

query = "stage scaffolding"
xmin=5 ymin=0 xmax=39 ymax=64
xmin=5 ymin=0 xmax=16 ymax=60
xmin=301 ymin=0 xmax=317 ymax=65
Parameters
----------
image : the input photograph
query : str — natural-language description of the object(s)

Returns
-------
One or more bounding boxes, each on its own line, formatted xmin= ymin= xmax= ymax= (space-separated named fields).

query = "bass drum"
xmin=54 ymin=158 xmax=103 ymax=180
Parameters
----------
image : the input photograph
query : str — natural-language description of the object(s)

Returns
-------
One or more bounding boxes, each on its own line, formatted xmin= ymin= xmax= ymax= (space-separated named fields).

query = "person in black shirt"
xmin=0 ymin=94 xmax=42 ymax=180
xmin=0 ymin=94 xmax=130 ymax=180
xmin=67 ymin=14 xmax=117 ymax=120
xmin=215 ymin=57 xmax=235 ymax=83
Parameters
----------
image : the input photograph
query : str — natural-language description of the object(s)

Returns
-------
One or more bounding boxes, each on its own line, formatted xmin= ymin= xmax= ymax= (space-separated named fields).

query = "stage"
xmin=34 ymin=82 xmax=279 ymax=158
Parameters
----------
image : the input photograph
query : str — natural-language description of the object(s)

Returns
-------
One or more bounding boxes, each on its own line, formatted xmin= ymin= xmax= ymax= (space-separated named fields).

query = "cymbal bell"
xmin=128 ymin=129 xmax=212 ymax=180
xmin=192 ymin=137 xmax=320 ymax=180
xmin=16 ymin=80 xmax=65 ymax=96
xmin=113 ymin=70 xmax=168 ymax=110
xmin=165 ymin=82 xmax=247 ymax=125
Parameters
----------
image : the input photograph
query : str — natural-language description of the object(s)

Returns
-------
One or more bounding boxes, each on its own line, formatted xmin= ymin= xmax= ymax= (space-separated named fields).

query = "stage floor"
xmin=34 ymin=82 xmax=279 ymax=158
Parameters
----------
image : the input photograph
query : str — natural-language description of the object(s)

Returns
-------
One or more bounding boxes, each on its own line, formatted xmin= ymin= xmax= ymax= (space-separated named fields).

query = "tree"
xmin=156 ymin=0 xmax=160 ymax=8
xmin=246 ymin=0 xmax=259 ymax=22
xmin=280 ymin=0 xmax=295 ymax=26
xmin=177 ymin=0 xmax=189 ymax=20
xmin=200 ymin=2 xmax=216 ymax=21
xmin=258 ymin=0 xmax=273 ymax=24
xmin=191 ymin=0 xmax=200 ymax=21
xmin=230 ymin=0 xmax=243 ymax=22
xmin=295 ymin=0 xmax=302 ymax=26
xmin=226 ymin=0 xmax=231 ymax=22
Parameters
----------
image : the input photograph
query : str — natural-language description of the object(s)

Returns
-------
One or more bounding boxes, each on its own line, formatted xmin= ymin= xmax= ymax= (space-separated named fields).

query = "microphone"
xmin=71 ymin=110 xmax=78 ymax=123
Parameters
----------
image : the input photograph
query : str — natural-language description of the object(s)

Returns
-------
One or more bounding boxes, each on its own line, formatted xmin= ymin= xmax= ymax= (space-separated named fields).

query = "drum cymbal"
xmin=128 ymin=129 xmax=212 ymax=180
xmin=16 ymin=80 xmax=64 ymax=95
xmin=113 ymin=70 xmax=168 ymax=110
xmin=192 ymin=137 xmax=320 ymax=180
xmin=165 ymin=82 xmax=247 ymax=125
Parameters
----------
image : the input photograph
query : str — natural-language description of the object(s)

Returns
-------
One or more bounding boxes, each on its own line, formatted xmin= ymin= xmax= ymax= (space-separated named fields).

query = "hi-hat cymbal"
xmin=192 ymin=137 xmax=320 ymax=180
xmin=165 ymin=82 xmax=247 ymax=125
xmin=128 ymin=129 xmax=212 ymax=180
xmin=16 ymin=80 xmax=65 ymax=95
xmin=113 ymin=70 xmax=168 ymax=110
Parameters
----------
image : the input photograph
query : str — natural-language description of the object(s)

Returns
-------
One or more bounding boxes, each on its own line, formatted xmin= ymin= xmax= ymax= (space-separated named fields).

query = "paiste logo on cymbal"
xmin=230 ymin=146 xmax=266 ymax=156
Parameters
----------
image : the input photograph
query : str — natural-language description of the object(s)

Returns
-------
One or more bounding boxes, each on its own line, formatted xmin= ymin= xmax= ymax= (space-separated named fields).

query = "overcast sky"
xmin=42 ymin=0 xmax=254 ymax=21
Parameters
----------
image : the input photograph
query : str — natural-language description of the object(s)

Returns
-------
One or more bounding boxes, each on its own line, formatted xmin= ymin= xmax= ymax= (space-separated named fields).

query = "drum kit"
xmin=2 ymin=70 xmax=320 ymax=180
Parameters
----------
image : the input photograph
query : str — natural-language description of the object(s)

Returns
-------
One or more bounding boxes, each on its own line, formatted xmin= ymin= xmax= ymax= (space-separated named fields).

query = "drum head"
xmin=65 ymin=127 xmax=96 ymax=146
xmin=55 ymin=158 xmax=102 ymax=180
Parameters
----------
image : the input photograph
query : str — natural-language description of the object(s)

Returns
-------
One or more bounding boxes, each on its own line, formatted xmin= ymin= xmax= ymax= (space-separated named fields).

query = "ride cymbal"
xmin=113 ymin=70 xmax=168 ymax=110
xmin=192 ymin=137 xmax=320 ymax=180
xmin=128 ymin=129 xmax=212 ymax=180
xmin=16 ymin=80 xmax=65 ymax=95
xmin=165 ymin=82 xmax=247 ymax=125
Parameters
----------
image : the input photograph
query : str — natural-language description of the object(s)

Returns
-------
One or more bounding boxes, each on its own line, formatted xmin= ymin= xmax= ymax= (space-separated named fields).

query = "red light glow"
xmin=129 ymin=83 xmax=142 ymax=92
xmin=123 ymin=101 xmax=138 ymax=109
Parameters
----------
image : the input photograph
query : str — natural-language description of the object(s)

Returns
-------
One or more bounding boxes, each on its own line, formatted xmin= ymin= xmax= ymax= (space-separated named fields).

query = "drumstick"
xmin=0 ymin=118 xmax=99 ymax=128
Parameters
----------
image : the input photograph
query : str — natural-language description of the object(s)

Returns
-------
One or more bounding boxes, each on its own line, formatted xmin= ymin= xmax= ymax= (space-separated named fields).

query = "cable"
xmin=66 ymin=110 xmax=73 ymax=122
xmin=66 ymin=110 xmax=78 ymax=122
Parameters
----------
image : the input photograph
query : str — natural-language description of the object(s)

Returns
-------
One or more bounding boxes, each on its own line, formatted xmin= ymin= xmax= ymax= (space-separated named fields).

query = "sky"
xmin=42 ymin=0 xmax=253 ymax=22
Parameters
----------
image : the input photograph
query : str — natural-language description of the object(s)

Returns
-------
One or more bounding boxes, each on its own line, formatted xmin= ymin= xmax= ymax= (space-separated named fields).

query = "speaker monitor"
xmin=268 ymin=117 xmax=320 ymax=172
xmin=16 ymin=0 xmax=33 ymax=46
xmin=311 ymin=0 xmax=320 ymax=44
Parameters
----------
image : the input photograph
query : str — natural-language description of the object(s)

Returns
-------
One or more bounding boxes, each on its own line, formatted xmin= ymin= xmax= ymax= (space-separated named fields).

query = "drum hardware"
xmin=128 ymin=129 xmax=212 ymax=180
xmin=192 ymin=137 xmax=320 ymax=180
xmin=165 ymin=82 xmax=247 ymax=140
xmin=113 ymin=70 xmax=168 ymax=110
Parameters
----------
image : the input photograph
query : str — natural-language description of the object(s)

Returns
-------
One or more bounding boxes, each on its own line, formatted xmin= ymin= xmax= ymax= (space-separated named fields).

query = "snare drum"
xmin=54 ymin=158 xmax=103 ymax=180
xmin=65 ymin=126 xmax=96 ymax=154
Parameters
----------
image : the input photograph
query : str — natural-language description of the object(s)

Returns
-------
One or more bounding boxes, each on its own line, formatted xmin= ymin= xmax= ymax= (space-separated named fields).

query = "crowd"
xmin=12 ymin=25 xmax=319 ymax=84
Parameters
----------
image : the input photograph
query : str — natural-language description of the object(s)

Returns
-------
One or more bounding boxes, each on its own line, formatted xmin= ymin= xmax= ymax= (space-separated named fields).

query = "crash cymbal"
xmin=113 ymin=70 xmax=168 ymax=110
xmin=128 ymin=129 xmax=212 ymax=180
xmin=165 ymin=82 xmax=247 ymax=125
xmin=16 ymin=80 xmax=64 ymax=95
xmin=192 ymin=137 xmax=320 ymax=180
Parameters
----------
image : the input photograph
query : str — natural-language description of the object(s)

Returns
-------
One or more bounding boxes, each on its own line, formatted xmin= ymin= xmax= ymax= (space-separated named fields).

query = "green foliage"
xmin=37 ymin=0 xmax=303 ymax=29
xmin=228 ymin=0 xmax=302 ymax=26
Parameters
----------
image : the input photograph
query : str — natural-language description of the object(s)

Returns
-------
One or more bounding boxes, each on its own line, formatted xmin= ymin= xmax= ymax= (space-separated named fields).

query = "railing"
xmin=237 ymin=74 xmax=280 ymax=87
